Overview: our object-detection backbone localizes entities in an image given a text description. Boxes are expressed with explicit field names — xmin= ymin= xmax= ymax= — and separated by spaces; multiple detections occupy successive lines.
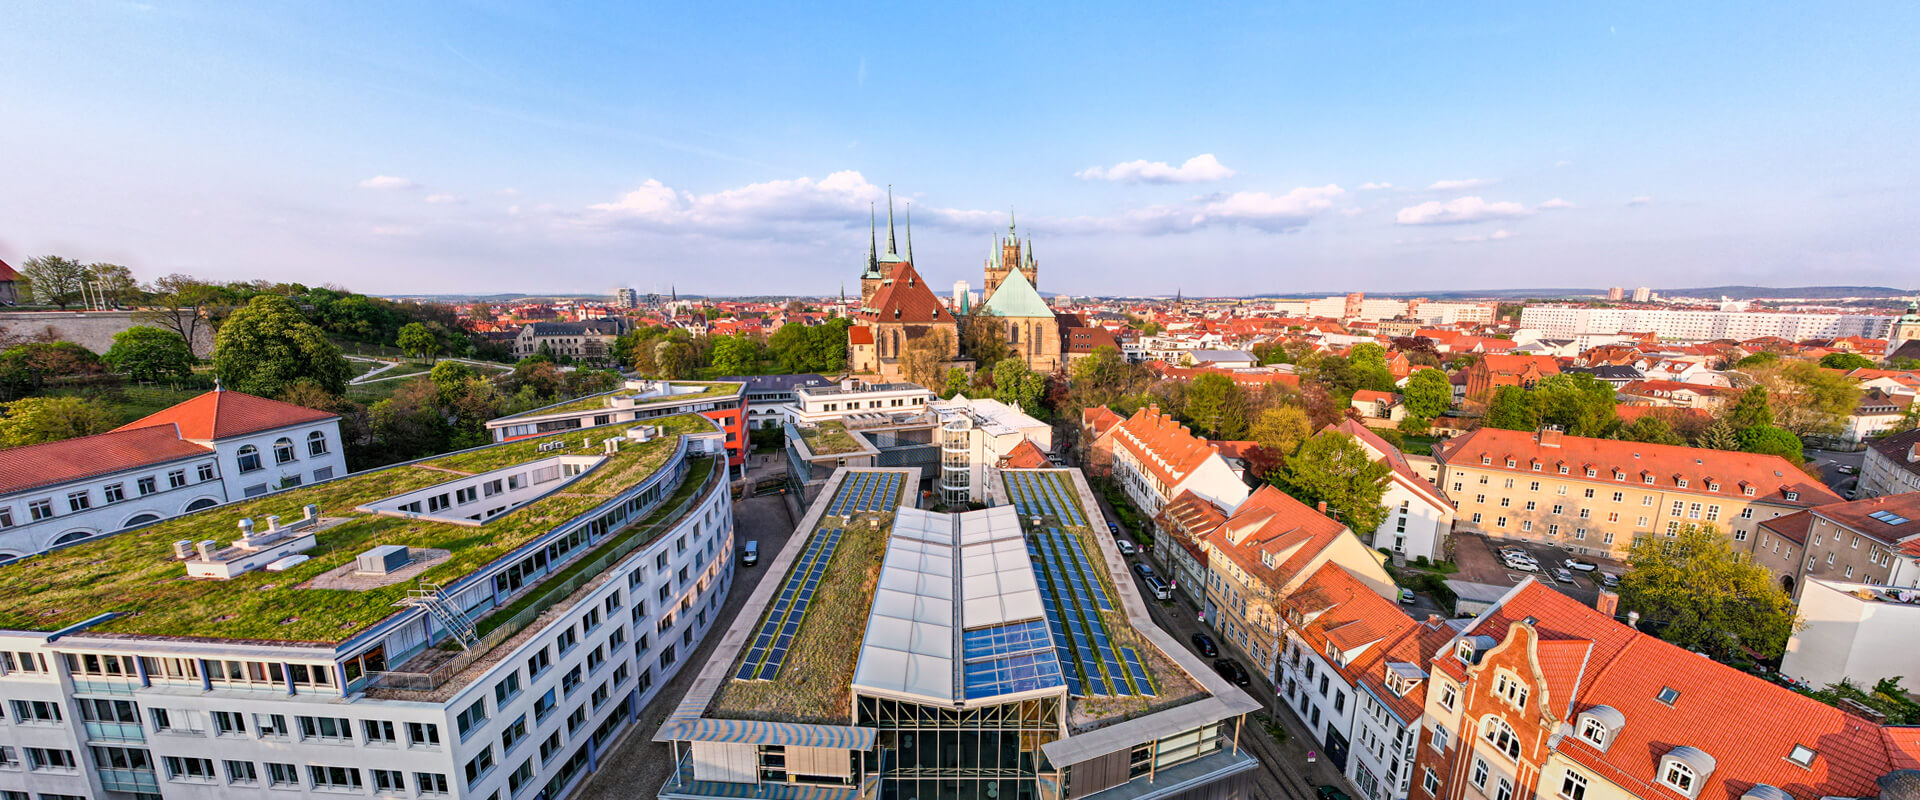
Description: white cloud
xmin=425 ymin=193 xmax=462 ymax=204
xmin=1339 ymin=207 xmax=1368 ymax=217
xmin=1359 ymin=182 xmax=1393 ymax=190
xmin=359 ymin=175 xmax=417 ymax=190
xmin=1076 ymin=154 xmax=1236 ymax=184
xmin=1427 ymin=178 xmax=1494 ymax=191
xmin=1395 ymin=196 xmax=1534 ymax=226
xmin=1627 ymin=196 xmax=1652 ymax=207
xmin=1452 ymin=229 xmax=1514 ymax=243
xmin=1537 ymin=197 xmax=1574 ymax=210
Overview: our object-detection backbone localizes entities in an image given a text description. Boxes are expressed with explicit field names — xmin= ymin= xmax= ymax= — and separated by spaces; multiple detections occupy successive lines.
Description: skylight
xmin=1787 ymin=745 xmax=1816 ymax=767
xmin=1868 ymin=510 xmax=1912 ymax=525
xmin=1656 ymin=686 xmax=1680 ymax=705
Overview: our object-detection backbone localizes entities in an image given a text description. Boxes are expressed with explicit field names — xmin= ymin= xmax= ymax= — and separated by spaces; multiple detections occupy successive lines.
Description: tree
xmin=138 ymin=274 xmax=235 ymax=352
xmin=1276 ymin=432 xmax=1391 ymax=535
xmin=1739 ymin=424 xmax=1804 ymax=462
xmin=18 ymin=256 xmax=88 ymax=308
xmin=397 ymin=322 xmax=440 ymax=363
xmin=1696 ymin=418 xmax=1741 ymax=451
xmin=1347 ymin=343 xmax=1395 ymax=392
xmin=85 ymin=263 xmax=141 ymax=307
xmin=1819 ymin=352 xmax=1875 ymax=371
xmin=1734 ymin=351 xmax=1780 ymax=369
xmin=991 ymin=358 xmax=1047 ymax=417
xmin=1725 ymin=386 xmax=1773 ymax=433
xmin=0 ymin=342 xmax=106 ymax=399
xmin=212 ymin=295 xmax=351 ymax=397
xmin=102 ymin=326 xmax=196 ymax=383
xmin=1402 ymin=368 xmax=1452 ymax=419
xmin=1747 ymin=361 xmax=1861 ymax=437
xmin=709 ymin=335 xmax=759 ymax=375
xmin=901 ymin=328 xmax=956 ymax=390
xmin=958 ymin=309 xmax=1012 ymax=367
xmin=1483 ymin=386 xmax=1540 ymax=431
xmin=367 ymin=381 xmax=452 ymax=463
xmin=1249 ymin=406 xmax=1313 ymax=458
xmin=1619 ymin=414 xmax=1684 ymax=446
xmin=1532 ymin=373 xmax=1618 ymax=437
xmin=941 ymin=368 xmax=970 ymax=399
xmin=1185 ymin=373 xmax=1249 ymax=439
xmin=429 ymin=361 xmax=479 ymax=405
xmin=1617 ymin=523 xmax=1797 ymax=661
xmin=0 ymin=396 xmax=117 ymax=447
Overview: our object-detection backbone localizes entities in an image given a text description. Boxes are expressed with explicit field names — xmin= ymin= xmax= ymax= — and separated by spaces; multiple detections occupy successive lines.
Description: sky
xmin=2 ymin=2 xmax=1917 ymax=298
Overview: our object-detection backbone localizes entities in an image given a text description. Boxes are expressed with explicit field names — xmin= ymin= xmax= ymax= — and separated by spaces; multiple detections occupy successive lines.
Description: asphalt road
xmin=1450 ymin=531 xmax=1613 ymax=606
xmin=1806 ymin=447 xmax=1866 ymax=498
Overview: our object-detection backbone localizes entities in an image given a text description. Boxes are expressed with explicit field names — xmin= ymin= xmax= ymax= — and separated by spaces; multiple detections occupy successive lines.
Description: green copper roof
xmin=980 ymin=265 xmax=1052 ymax=319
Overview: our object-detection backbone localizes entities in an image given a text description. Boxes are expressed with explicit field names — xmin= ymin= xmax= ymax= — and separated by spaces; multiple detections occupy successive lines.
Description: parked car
xmin=1599 ymin=572 xmax=1621 ymax=589
xmin=1116 ymin=539 xmax=1137 ymax=556
xmin=1133 ymin=562 xmax=1156 ymax=581
xmin=1563 ymin=558 xmax=1598 ymax=573
xmin=1552 ymin=568 xmax=1575 ymax=584
xmin=1839 ymin=465 xmax=1859 ymax=475
xmin=1212 ymin=658 xmax=1250 ymax=686
xmin=1399 ymin=588 xmax=1416 ymax=605
xmin=1143 ymin=575 xmax=1172 ymax=600
xmin=1318 ymin=786 xmax=1355 ymax=800
xmin=741 ymin=541 xmax=759 ymax=567
xmin=1505 ymin=559 xmax=1538 ymax=573
xmin=1108 ymin=522 xmax=1122 ymax=535
xmin=1191 ymin=632 xmax=1218 ymax=657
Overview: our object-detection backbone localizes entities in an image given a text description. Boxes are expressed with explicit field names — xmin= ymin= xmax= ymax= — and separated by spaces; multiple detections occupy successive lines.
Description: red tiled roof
xmin=1082 ymin=406 xmax=1124 ymax=437
xmin=1112 ymin=406 xmax=1225 ymax=488
xmin=848 ymin=325 xmax=875 ymax=345
xmin=1064 ymin=326 xmax=1120 ymax=354
xmin=1476 ymin=353 xmax=1562 ymax=377
xmin=1000 ymin=439 xmax=1050 ymax=469
xmin=115 ymin=389 xmax=338 ymax=441
xmin=1758 ymin=509 xmax=1813 ymax=546
xmin=1286 ymin=563 xmax=1450 ymax=722
xmin=1155 ymin=489 xmax=1226 ymax=563
xmin=0 ymin=258 xmax=19 ymax=282
xmin=1352 ymin=389 xmax=1397 ymax=404
xmin=0 ymin=425 xmax=212 ymax=495
xmin=861 ymin=261 xmax=952 ymax=324
xmin=1327 ymin=420 xmax=1451 ymax=509
xmin=1206 ymin=485 xmax=1349 ymax=591
xmin=1435 ymin=426 xmax=1839 ymax=506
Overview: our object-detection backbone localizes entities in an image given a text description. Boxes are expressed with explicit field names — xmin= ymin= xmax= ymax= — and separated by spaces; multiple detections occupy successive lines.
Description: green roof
xmin=797 ymin=420 xmax=864 ymax=456
xmin=0 ymin=414 xmax=716 ymax=643
xmin=980 ymin=266 xmax=1053 ymax=319
xmin=497 ymin=381 xmax=741 ymax=421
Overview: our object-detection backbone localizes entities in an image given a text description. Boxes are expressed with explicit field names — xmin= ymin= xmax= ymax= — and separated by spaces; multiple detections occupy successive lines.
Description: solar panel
xmin=737 ymin=525 xmax=847 ymax=681
xmin=1121 ymin=648 xmax=1156 ymax=697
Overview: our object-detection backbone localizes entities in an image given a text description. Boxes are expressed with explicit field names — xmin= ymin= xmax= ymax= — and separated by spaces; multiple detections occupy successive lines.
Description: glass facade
xmin=856 ymin=695 xmax=1062 ymax=800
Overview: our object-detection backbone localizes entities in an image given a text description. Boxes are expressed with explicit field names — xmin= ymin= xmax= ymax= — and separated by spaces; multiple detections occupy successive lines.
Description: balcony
xmin=98 ymin=768 xmax=160 ymax=793
xmin=83 ymin=721 xmax=146 ymax=743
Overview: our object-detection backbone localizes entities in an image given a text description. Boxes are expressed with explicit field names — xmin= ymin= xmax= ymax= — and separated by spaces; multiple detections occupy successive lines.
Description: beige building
xmin=1752 ymin=493 xmax=1920 ymax=596
xmin=1435 ymin=427 xmax=1841 ymax=558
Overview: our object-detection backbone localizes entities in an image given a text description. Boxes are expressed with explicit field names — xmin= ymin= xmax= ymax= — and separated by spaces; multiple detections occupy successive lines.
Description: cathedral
xmin=846 ymin=194 xmax=959 ymax=382
xmin=977 ymin=216 xmax=1062 ymax=373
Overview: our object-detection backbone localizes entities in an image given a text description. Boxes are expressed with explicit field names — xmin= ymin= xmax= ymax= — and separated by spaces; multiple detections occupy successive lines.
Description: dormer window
xmin=1506 ymin=459 xmax=1517 ymax=468
xmin=1482 ymin=456 xmax=1493 ymax=465
xmin=1676 ymin=479 xmax=1689 ymax=489
xmin=1643 ymin=475 xmax=1656 ymax=485
xmin=1744 ymin=486 xmax=1756 ymax=497
xmin=1559 ymin=465 xmax=1570 ymax=475
xmin=1785 ymin=491 xmax=1799 ymax=501
xmin=1575 ymin=705 xmax=1624 ymax=752
xmin=1456 ymin=640 xmax=1476 ymax=663
xmin=1663 ymin=761 xmax=1696 ymax=794
xmin=1708 ymin=482 xmax=1720 ymax=492
xmin=1579 ymin=718 xmax=1607 ymax=746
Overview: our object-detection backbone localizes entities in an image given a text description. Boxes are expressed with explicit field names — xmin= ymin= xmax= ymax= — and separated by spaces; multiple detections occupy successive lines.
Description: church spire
xmin=903 ymin=201 xmax=914 ymax=265
xmin=867 ymin=203 xmax=878 ymax=272
xmin=1008 ymin=207 xmax=1016 ymax=237
xmin=885 ymin=186 xmax=898 ymax=256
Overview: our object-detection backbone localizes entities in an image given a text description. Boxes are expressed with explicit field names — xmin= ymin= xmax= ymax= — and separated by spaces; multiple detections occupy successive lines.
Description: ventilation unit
xmin=356 ymin=545 xmax=413 ymax=576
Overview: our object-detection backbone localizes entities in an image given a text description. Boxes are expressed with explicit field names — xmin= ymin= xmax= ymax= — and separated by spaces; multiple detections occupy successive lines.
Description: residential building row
xmin=0 ymin=412 xmax=737 ymax=800
xmin=0 ymin=389 xmax=347 ymax=561
xmin=1518 ymin=305 xmax=1895 ymax=342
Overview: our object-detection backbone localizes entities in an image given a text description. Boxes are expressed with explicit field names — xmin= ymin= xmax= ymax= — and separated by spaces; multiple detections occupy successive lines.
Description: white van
xmin=741 ymin=541 xmax=759 ymax=567
xmin=1144 ymin=575 xmax=1173 ymax=601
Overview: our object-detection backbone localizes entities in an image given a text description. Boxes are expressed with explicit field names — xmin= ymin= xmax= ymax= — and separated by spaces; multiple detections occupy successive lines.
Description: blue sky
xmin=2 ymin=2 xmax=1915 ymax=297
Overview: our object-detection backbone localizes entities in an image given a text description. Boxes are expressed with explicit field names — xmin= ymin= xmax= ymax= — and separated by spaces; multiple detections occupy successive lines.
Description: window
xmin=458 ymin=699 xmax=489 ymax=739
xmin=298 ymin=716 xmax=352 ymax=742
xmin=0 ymin=508 xmax=11 ymax=529
xmin=168 ymin=469 xmax=187 ymax=488
xmin=465 ymin=746 xmax=496 ymax=787
xmin=165 ymin=756 xmax=218 ymax=781
xmin=213 ymin=710 xmax=247 ymax=736
xmin=274 ymin=438 xmax=297 ymax=464
xmin=1497 ymin=777 xmax=1514 ymax=800
xmin=257 ymin=713 xmax=290 ymax=738
xmin=1579 ymin=717 xmax=1607 ymax=746
xmin=1483 ymin=717 xmax=1521 ymax=759
xmin=1432 ymin=724 xmax=1451 ymax=751
xmin=66 ymin=491 xmax=90 ymax=512
xmin=1471 ymin=758 xmax=1489 ymax=789
xmin=1656 ymin=686 xmax=1680 ymax=705
xmin=268 ymin=763 xmax=301 ymax=787
xmin=416 ymin=773 xmax=450 ymax=796
xmin=364 ymin=719 xmax=396 ymax=744
xmin=534 ymin=689 xmax=558 ymax=722
xmin=1424 ymin=768 xmax=1441 ymax=795
xmin=27 ymin=748 xmax=76 ymax=772
xmin=12 ymin=700 xmax=62 ymax=723
xmin=1439 ymin=682 xmax=1458 ymax=710
xmin=237 ymin=445 xmax=262 ymax=473
xmin=309 ymin=765 xmax=363 ymax=791
xmin=1494 ymin=673 xmax=1529 ymax=710
xmin=103 ymin=483 xmax=125 ymax=503
xmin=501 ymin=715 xmax=529 ymax=754
xmin=226 ymin=760 xmax=259 ymax=785
xmin=308 ymin=431 xmax=330 ymax=456
xmin=495 ymin=672 xmax=522 ymax=705
xmin=1662 ymin=761 xmax=1695 ymax=794
xmin=509 ymin=760 xmax=536 ymax=796
xmin=526 ymin=647 xmax=551 ymax=678
xmin=1788 ymin=745 xmax=1816 ymax=767
xmin=1559 ymin=771 xmax=1589 ymax=798
xmin=137 ymin=476 xmax=157 ymax=496
xmin=373 ymin=769 xmax=405 ymax=794
xmin=198 ymin=462 xmax=216 ymax=481
xmin=563 ymin=665 xmax=584 ymax=696
xmin=557 ymin=627 xmax=578 ymax=654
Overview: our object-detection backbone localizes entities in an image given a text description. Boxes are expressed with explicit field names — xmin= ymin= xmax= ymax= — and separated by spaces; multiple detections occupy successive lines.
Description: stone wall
xmin=0 ymin=310 xmax=214 ymax=356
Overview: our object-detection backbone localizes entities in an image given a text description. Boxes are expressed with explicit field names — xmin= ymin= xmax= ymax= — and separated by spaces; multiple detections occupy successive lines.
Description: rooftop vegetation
xmin=797 ymin=420 xmax=864 ymax=456
xmin=709 ymin=511 xmax=889 ymax=724
xmin=496 ymin=381 xmax=740 ymax=420
xmin=0 ymin=414 xmax=714 ymax=643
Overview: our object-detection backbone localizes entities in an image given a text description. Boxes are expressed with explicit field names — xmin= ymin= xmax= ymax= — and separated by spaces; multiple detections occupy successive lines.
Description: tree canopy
xmin=1275 ymin=432 xmax=1391 ymax=536
xmin=991 ymin=358 xmax=1047 ymax=417
xmin=1617 ymin=523 xmax=1797 ymax=661
xmin=212 ymin=295 xmax=352 ymax=397
xmin=1184 ymin=373 xmax=1250 ymax=439
xmin=1818 ymin=352 xmax=1875 ymax=371
xmin=0 ymin=396 xmax=117 ymax=447
xmin=103 ymin=326 xmax=196 ymax=383
xmin=1402 ymin=368 xmax=1451 ymax=419
xmin=1483 ymin=385 xmax=1539 ymax=431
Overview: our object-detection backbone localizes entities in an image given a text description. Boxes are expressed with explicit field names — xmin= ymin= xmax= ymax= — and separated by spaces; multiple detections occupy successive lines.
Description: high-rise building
xmin=952 ymin=279 xmax=970 ymax=309
xmin=1518 ymin=305 xmax=1894 ymax=341
xmin=613 ymin=287 xmax=638 ymax=308
xmin=1631 ymin=286 xmax=1654 ymax=302
xmin=1606 ymin=287 xmax=1626 ymax=301
xmin=0 ymin=414 xmax=736 ymax=800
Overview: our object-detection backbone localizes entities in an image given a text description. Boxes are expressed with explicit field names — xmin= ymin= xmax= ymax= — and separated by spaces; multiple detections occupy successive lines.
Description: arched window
xmin=53 ymin=531 xmax=93 ymax=545
xmin=1662 ymin=761 xmax=1695 ymax=794
xmin=184 ymin=498 xmax=219 ymax=512
xmin=121 ymin=513 xmax=161 ymax=530
xmin=236 ymin=445 xmax=262 ymax=473
xmin=1482 ymin=716 xmax=1522 ymax=759
xmin=273 ymin=438 xmax=297 ymax=464
xmin=1578 ymin=717 xmax=1607 ymax=746
xmin=307 ymin=431 xmax=329 ymax=456
xmin=1009 ymin=323 xmax=1019 ymax=344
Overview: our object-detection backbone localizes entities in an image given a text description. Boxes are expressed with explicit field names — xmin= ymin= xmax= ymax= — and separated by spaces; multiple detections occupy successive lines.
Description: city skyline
xmin=2 ymin=2 xmax=1916 ymax=296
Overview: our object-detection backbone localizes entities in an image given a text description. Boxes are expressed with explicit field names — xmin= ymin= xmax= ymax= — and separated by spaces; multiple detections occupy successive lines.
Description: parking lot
xmin=1451 ymin=531 xmax=1619 ymax=607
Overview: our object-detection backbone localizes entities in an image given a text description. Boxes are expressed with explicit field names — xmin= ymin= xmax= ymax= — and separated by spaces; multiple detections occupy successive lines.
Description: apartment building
xmin=1411 ymin=582 xmax=1903 ymax=800
xmin=788 ymin=380 xmax=934 ymax=424
xmin=0 ymin=414 xmax=735 ymax=800
xmin=1327 ymin=421 xmax=1455 ymax=562
xmin=1200 ymin=486 xmax=1394 ymax=677
xmin=1782 ymin=577 xmax=1920 ymax=688
xmin=1276 ymin=563 xmax=1461 ymax=800
xmin=1519 ymin=305 xmax=1894 ymax=341
xmin=1435 ymin=427 xmax=1840 ymax=558
xmin=1752 ymin=492 xmax=1920 ymax=596
xmin=0 ymin=389 xmax=346 ymax=561
xmin=714 ymin=374 xmax=830 ymax=430
xmin=486 ymin=380 xmax=747 ymax=477
xmin=1860 ymin=428 xmax=1920 ymax=497
xmin=1109 ymin=406 xmax=1251 ymax=519
xmin=1152 ymin=490 xmax=1225 ymax=605
xmin=1462 ymin=355 xmax=1559 ymax=404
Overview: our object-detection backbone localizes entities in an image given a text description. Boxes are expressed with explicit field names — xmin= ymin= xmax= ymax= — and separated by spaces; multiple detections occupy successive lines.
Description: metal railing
xmin=365 ymin=457 xmax=722 ymax=693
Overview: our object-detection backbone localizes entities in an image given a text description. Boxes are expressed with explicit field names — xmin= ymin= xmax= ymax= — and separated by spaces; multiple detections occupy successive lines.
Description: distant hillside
xmin=1663 ymin=285 xmax=1911 ymax=300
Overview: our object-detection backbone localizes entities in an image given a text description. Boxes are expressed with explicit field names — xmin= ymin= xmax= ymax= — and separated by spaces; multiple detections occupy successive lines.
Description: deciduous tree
xmin=1618 ymin=523 xmax=1797 ymax=661
xmin=0 ymin=342 xmax=106 ymax=399
xmin=1483 ymin=385 xmax=1539 ymax=431
xmin=1275 ymin=432 xmax=1391 ymax=535
xmin=0 ymin=396 xmax=117 ymax=447
xmin=103 ymin=326 xmax=195 ymax=383
xmin=991 ymin=357 xmax=1047 ymax=417
xmin=1819 ymin=352 xmax=1875 ymax=371
xmin=1402 ymin=368 xmax=1452 ymax=419
xmin=211 ymin=295 xmax=351 ymax=396
xmin=1532 ymin=373 xmax=1617 ymax=436
xmin=1184 ymin=373 xmax=1249 ymax=439
xmin=1738 ymin=424 xmax=1804 ymax=462
xmin=1249 ymin=405 xmax=1313 ymax=458
xmin=18 ymin=256 xmax=88 ymax=309
xmin=397 ymin=322 xmax=440 ymax=363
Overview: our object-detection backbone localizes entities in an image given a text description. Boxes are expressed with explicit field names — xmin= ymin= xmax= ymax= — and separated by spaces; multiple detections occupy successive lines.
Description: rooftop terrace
xmin=0 ymin=413 xmax=715 ymax=644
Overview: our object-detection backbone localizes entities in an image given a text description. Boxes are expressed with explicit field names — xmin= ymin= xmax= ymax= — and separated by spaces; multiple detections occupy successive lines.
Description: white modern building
xmin=1782 ymin=578 xmax=1920 ymax=689
xmin=928 ymin=395 xmax=1054 ymax=506
xmin=1518 ymin=305 xmax=1894 ymax=342
xmin=1328 ymin=421 xmax=1456 ymax=562
xmin=789 ymin=380 xmax=935 ymax=424
xmin=0 ymin=389 xmax=347 ymax=561
xmin=0 ymin=413 xmax=734 ymax=800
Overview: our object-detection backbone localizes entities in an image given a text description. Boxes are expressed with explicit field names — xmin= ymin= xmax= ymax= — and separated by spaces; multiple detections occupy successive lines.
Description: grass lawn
xmin=348 ymin=359 xmax=394 ymax=379
xmin=49 ymin=385 xmax=207 ymax=426
xmin=0 ymin=415 xmax=711 ymax=643
xmin=797 ymin=420 xmax=862 ymax=455
xmin=347 ymin=375 xmax=429 ymax=404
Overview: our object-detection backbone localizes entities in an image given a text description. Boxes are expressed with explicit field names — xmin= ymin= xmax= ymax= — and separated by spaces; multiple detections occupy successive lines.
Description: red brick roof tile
xmin=116 ymin=389 xmax=338 ymax=441
xmin=1436 ymin=427 xmax=1838 ymax=506
xmin=0 ymin=426 xmax=213 ymax=495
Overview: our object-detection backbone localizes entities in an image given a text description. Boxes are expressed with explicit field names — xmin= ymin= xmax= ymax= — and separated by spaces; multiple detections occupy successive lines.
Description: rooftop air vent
xmin=356 ymin=545 xmax=412 ymax=576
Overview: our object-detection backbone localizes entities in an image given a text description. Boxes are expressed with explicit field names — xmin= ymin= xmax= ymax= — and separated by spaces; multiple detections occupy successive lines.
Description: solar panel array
xmin=1005 ymin=471 xmax=1086 ymax=527
xmin=828 ymin=471 xmax=904 ymax=516
xmin=959 ymin=619 xmax=1065 ymax=699
xmin=735 ymin=527 xmax=845 ymax=681
xmin=1026 ymin=527 xmax=1152 ymax=697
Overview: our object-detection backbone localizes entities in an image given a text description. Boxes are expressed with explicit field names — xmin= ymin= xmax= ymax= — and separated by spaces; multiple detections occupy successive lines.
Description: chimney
xmin=1595 ymin=590 xmax=1619 ymax=619
xmin=1317 ymin=500 xmax=1329 ymax=515
xmin=1626 ymin=610 xmax=1641 ymax=629
xmin=236 ymin=517 xmax=255 ymax=540
xmin=264 ymin=514 xmax=282 ymax=533
xmin=1538 ymin=426 xmax=1564 ymax=447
